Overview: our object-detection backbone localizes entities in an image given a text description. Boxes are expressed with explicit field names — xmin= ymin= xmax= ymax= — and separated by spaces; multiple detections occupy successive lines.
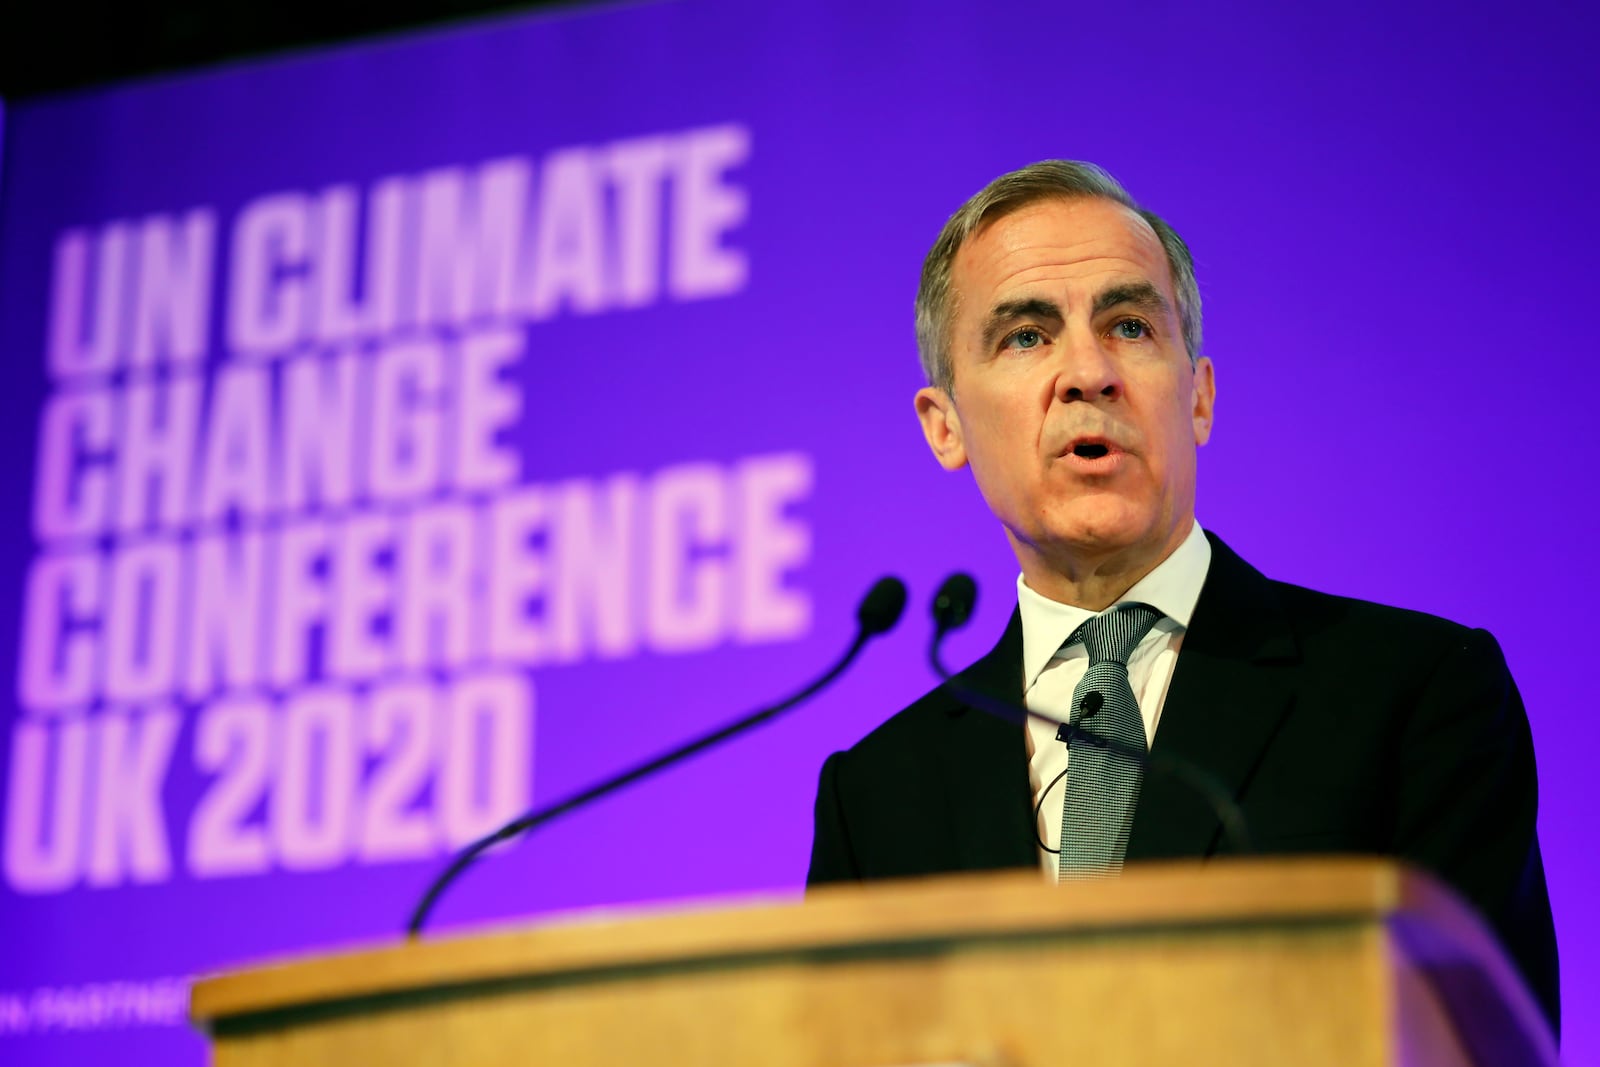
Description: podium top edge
xmin=191 ymin=857 xmax=1476 ymax=1022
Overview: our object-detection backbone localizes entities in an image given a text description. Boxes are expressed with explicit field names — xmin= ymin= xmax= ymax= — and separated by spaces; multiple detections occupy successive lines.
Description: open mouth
xmin=1072 ymin=442 xmax=1111 ymax=459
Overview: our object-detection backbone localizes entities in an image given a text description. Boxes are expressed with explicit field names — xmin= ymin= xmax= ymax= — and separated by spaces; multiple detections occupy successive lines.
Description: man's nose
xmin=1053 ymin=329 xmax=1122 ymax=403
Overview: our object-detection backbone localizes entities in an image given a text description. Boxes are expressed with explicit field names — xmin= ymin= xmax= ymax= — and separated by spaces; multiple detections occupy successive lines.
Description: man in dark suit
xmin=805 ymin=161 xmax=1559 ymax=1034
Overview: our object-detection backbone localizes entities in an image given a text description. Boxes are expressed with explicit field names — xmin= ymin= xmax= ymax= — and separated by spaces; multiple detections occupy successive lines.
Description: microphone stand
xmin=406 ymin=576 xmax=907 ymax=938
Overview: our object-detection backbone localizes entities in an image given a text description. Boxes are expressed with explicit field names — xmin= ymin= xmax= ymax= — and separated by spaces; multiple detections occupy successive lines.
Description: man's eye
xmin=1114 ymin=319 xmax=1150 ymax=340
xmin=1004 ymin=327 xmax=1046 ymax=350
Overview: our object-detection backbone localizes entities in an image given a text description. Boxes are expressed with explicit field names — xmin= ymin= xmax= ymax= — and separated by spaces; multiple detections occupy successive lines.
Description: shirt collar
xmin=1017 ymin=520 xmax=1213 ymax=691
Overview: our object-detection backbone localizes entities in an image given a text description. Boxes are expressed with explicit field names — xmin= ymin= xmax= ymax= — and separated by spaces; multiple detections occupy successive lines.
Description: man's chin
xmin=1041 ymin=503 xmax=1160 ymax=554
xmin=1027 ymin=513 xmax=1188 ymax=573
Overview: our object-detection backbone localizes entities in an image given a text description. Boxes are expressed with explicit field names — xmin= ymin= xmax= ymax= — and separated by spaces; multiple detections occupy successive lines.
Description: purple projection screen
xmin=1 ymin=1 xmax=1596 ymax=1063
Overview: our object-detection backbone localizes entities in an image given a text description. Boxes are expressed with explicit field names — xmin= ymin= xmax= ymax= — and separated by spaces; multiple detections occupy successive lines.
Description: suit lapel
xmin=936 ymin=610 xmax=1039 ymax=871
xmin=1125 ymin=534 xmax=1299 ymax=861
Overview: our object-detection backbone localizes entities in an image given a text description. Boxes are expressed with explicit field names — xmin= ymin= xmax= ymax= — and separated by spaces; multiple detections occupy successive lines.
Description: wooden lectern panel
xmin=191 ymin=858 xmax=1556 ymax=1067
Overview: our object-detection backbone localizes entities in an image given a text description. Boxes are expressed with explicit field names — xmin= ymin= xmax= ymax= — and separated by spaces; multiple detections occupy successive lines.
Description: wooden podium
xmin=190 ymin=858 xmax=1556 ymax=1066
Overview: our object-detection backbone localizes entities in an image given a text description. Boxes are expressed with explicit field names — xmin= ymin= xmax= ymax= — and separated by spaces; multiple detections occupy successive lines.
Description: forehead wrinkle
xmin=979 ymin=258 xmax=1168 ymax=324
xmin=950 ymin=201 xmax=1172 ymax=351
xmin=977 ymin=234 xmax=1168 ymax=303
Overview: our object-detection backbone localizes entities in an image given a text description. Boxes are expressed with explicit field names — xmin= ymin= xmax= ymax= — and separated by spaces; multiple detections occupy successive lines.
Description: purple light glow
xmin=0 ymin=1 xmax=1596 ymax=1063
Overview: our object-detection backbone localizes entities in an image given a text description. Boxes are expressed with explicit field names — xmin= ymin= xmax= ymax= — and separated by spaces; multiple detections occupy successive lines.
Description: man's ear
xmin=1190 ymin=356 xmax=1216 ymax=446
xmin=915 ymin=386 xmax=968 ymax=471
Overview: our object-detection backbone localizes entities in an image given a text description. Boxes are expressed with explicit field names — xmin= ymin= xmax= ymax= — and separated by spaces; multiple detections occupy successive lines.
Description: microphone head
xmin=857 ymin=576 xmax=908 ymax=636
xmin=932 ymin=572 xmax=978 ymax=634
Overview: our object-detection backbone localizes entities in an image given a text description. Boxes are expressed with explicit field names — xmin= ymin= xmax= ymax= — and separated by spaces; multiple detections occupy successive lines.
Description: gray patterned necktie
xmin=1057 ymin=602 xmax=1165 ymax=880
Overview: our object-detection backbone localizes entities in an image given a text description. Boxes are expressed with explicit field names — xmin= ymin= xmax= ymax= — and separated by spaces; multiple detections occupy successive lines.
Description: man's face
xmin=915 ymin=196 xmax=1216 ymax=593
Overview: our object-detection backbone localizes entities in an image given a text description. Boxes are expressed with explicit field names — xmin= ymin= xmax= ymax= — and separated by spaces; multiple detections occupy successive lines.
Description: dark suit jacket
xmin=807 ymin=533 xmax=1560 ymax=1034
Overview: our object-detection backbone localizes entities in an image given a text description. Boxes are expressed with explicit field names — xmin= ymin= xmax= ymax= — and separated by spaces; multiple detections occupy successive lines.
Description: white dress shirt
xmin=1019 ymin=520 xmax=1213 ymax=880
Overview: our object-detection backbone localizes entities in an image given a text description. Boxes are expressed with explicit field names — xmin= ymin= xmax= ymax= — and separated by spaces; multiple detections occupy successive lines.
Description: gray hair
xmin=914 ymin=160 xmax=1202 ymax=392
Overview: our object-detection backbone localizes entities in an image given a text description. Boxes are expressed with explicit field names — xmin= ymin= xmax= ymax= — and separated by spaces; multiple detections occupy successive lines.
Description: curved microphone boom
xmin=929 ymin=572 xmax=978 ymax=680
xmin=926 ymin=572 xmax=1253 ymax=856
xmin=406 ymin=575 xmax=909 ymax=938
xmin=929 ymin=572 xmax=1027 ymax=727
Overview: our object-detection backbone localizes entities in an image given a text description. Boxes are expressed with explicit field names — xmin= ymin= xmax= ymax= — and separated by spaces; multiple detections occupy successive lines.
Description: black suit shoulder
xmin=1269 ymin=575 xmax=1481 ymax=660
xmin=1197 ymin=567 xmax=1558 ymax=1034
xmin=842 ymin=675 xmax=969 ymax=755
xmin=807 ymin=610 xmax=1032 ymax=886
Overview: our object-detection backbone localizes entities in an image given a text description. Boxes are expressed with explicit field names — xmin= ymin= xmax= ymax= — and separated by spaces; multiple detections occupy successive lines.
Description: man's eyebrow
xmin=980 ymin=298 xmax=1063 ymax=350
xmin=1093 ymin=281 xmax=1171 ymax=318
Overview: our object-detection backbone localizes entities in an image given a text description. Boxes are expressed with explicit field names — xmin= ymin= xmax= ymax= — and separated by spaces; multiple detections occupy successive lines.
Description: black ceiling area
xmin=0 ymin=0 xmax=585 ymax=99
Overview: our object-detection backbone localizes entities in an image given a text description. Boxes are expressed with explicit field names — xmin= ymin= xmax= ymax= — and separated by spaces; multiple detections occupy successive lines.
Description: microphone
xmin=859 ymin=573 xmax=910 ymax=636
xmin=932 ymin=572 xmax=977 ymax=633
xmin=925 ymin=572 xmax=1253 ymax=856
xmin=406 ymin=575 xmax=909 ymax=938
xmin=1056 ymin=690 xmax=1105 ymax=747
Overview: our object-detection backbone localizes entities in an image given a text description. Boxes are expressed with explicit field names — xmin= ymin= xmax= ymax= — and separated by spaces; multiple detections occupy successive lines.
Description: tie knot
xmin=1065 ymin=602 xmax=1164 ymax=666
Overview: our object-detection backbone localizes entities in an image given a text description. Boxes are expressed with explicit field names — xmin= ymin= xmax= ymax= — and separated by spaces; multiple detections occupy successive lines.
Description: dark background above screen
xmin=0 ymin=1 xmax=586 ymax=98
